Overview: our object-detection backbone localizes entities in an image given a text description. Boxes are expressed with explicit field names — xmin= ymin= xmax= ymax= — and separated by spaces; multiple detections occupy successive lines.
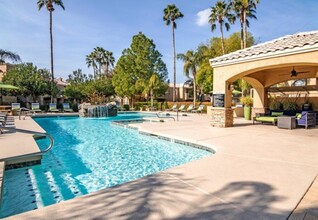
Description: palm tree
xmin=209 ymin=1 xmax=234 ymax=55
xmin=230 ymin=0 xmax=259 ymax=49
xmin=0 ymin=49 xmax=21 ymax=64
xmin=136 ymin=74 xmax=161 ymax=109
xmin=177 ymin=50 xmax=200 ymax=107
xmin=86 ymin=47 xmax=115 ymax=79
xmin=163 ymin=4 xmax=184 ymax=102
xmin=148 ymin=74 xmax=161 ymax=108
xmin=86 ymin=52 xmax=98 ymax=78
xmin=37 ymin=0 xmax=65 ymax=102
xmin=101 ymin=50 xmax=115 ymax=77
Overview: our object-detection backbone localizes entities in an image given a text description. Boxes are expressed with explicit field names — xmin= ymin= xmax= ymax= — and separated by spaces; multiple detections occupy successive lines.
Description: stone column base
xmin=211 ymin=107 xmax=234 ymax=127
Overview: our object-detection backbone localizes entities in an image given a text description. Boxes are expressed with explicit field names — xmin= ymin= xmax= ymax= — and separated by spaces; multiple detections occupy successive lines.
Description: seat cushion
xmin=271 ymin=112 xmax=284 ymax=116
xmin=255 ymin=116 xmax=278 ymax=122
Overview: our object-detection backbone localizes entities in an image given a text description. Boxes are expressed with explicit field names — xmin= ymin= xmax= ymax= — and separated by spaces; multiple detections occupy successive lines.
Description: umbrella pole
xmin=0 ymin=88 xmax=2 ymax=105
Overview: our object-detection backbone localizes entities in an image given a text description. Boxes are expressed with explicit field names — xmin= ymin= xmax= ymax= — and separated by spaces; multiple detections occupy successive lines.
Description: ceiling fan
xmin=289 ymin=66 xmax=309 ymax=77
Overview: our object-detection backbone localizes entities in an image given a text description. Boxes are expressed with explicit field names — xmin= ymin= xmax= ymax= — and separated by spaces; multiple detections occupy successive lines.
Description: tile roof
xmin=210 ymin=31 xmax=318 ymax=66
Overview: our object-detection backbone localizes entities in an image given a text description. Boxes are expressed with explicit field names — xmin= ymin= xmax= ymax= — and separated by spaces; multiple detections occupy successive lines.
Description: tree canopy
xmin=0 ymin=49 xmax=21 ymax=64
xmin=112 ymin=32 xmax=168 ymax=101
xmin=195 ymin=32 xmax=255 ymax=93
xmin=64 ymin=69 xmax=114 ymax=103
xmin=2 ymin=63 xmax=53 ymax=102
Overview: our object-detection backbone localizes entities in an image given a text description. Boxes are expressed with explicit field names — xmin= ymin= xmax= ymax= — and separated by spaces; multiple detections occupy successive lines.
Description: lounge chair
xmin=175 ymin=104 xmax=185 ymax=112
xmin=184 ymin=104 xmax=194 ymax=112
xmin=11 ymin=103 xmax=21 ymax=111
xmin=0 ymin=114 xmax=15 ymax=133
xmin=48 ymin=103 xmax=59 ymax=112
xmin=63 ymin=103 xmax=74 ymax=112
xmin=10 ymin=103 xmax=21 ymax=116
xmin=167 ymin=103 xmax=177 ymax=111
xmin=31 ymin=103 xmax=42 ymax=113
xmin=192 ymin=104 xmax=205 ymax=114
xmin=253 ymin=112 xmax=283 ymax=126
xmin=0 ymin=112 xmax=14 ymax=123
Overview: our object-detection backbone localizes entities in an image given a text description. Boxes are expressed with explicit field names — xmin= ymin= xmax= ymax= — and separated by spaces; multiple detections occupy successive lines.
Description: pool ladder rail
xmin=156 ymin=112 xmax=176 ymax=121
xmin=0 ymin=133 xmax=54 ymax=162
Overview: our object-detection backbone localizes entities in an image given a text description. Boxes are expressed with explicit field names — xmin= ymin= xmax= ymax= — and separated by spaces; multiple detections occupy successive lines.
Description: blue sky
xmin=1 ymin=0 xmax=318 ymax=83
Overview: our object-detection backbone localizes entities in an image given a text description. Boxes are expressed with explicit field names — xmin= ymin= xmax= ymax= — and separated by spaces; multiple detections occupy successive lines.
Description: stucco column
xmin=252 ymin=87 xmax=268 ymax=117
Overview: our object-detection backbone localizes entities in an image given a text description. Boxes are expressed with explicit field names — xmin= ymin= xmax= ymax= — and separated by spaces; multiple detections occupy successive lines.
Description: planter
xmin=244 ymin=106 xmax=251 ymax=120
xmin=303 ymin=103 xmax=313 ymax=111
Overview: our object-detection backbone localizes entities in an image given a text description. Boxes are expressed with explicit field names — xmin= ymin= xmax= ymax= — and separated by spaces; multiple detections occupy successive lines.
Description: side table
xmin=277 ymin=116 xmax=296 ymax=129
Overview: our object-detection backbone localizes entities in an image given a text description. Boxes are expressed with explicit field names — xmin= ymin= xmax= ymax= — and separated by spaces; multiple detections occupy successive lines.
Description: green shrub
xmin=269 ymin=99 xmax=283 ymax=110
xmin=70 ymin=103 xmax=79 ymax=112
xmin=123 ymin=104 xmax=130 ymax=111
xmin=283 ymin=101 xmax=298 ymax=111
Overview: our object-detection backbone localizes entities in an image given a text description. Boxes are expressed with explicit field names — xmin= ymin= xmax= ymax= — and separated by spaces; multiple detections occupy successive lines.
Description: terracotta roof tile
xmin=210 ymin=31 xmax=318 ymax=65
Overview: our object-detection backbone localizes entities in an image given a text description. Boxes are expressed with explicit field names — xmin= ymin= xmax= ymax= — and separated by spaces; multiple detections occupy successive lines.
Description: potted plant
xmin=303 ymin=101 xmax=313 ymax=111
xmin=240 ymin=96 xmax=253 ymax=120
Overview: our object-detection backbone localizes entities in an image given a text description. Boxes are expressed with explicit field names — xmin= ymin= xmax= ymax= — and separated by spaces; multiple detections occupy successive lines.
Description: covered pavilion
xmin=209 ymin=31 xmax=318 ymax=127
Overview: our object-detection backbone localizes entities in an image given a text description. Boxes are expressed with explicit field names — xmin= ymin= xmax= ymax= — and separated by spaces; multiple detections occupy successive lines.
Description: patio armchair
xmin=296 ymin=111 xmax=316 ymax=129
xmin=253 ymin=111 xmax=284 ymax=126
xmin=63 ymin=103 xmax=74 ymax=112
xmin=48 ymin=103 xmax=59 ymax=113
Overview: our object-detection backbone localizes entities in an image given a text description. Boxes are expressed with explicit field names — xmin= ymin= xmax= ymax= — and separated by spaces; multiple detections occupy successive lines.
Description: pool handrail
xmin=0 ymin=133 xmax=54 ymax=162
xmin=156 ymin=112 xmax=176 ymax=121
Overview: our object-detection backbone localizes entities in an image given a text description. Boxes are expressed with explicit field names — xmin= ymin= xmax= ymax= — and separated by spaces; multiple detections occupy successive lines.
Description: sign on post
xmin=213 ymin=93 xmax=225 ymax=107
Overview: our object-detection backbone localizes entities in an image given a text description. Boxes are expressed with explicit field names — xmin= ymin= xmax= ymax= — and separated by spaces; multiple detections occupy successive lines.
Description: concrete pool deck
xmin=0 ymin=116 xmax=46 ymax=166
xmin=2 ymin=113 xmax=318 ymax=219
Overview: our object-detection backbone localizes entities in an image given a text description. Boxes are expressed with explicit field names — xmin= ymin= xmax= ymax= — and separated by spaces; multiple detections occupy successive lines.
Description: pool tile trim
xmin=112 ymin=120 xmax=216 ymax=154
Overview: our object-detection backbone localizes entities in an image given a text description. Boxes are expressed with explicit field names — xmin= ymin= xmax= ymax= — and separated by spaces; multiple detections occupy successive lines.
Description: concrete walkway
xmin=3 ymin=114 xmax=318 ymax=219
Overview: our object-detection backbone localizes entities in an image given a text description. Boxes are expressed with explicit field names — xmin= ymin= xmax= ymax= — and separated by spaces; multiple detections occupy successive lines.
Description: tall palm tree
xmin=209 ymin=1 xmax=234 ymax=55
xmin=0 ymin=49 xmax=21 ymax=64
xmin=230 ymin=0 xmax=259 ymax=49
xmin=37 ymin=0 xmax=65 ymax=102
xmin=93 ymin=47 xmax=104 ymax=78
xmin=86 ymin=52 xmax=98 ymax=78
xmin=177 ymin=50 xmax=200 ymax=107
xmin=101 ymin=50 xmax=115 ymax=77
xmin=86 ymin=47 xmax=115 ymax=79
xmin=163 ymin=4 xmax=184 ymax=102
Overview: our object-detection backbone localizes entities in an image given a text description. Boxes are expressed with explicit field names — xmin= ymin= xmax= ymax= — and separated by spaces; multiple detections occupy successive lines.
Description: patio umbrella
xmin=0 ymin=82 xmax=20 ymax=105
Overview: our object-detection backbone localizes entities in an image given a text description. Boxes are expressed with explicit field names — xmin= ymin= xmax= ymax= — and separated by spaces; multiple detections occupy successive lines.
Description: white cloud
xmin=196 ymin=8 xmax=210 ymax=27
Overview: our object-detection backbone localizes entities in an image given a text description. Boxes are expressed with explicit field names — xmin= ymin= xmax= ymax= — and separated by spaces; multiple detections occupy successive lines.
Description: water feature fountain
xmin=79 ymin=103 xmax=117 ymax=117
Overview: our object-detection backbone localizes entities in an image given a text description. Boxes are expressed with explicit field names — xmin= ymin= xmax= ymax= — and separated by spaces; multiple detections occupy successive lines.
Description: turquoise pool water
xmin=0 ymin=113 xmax=212 ymax=218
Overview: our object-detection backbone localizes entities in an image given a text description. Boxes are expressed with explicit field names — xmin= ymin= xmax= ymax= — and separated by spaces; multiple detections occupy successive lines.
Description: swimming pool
xmin=0 ymin=113 xmax=213 ymax=218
